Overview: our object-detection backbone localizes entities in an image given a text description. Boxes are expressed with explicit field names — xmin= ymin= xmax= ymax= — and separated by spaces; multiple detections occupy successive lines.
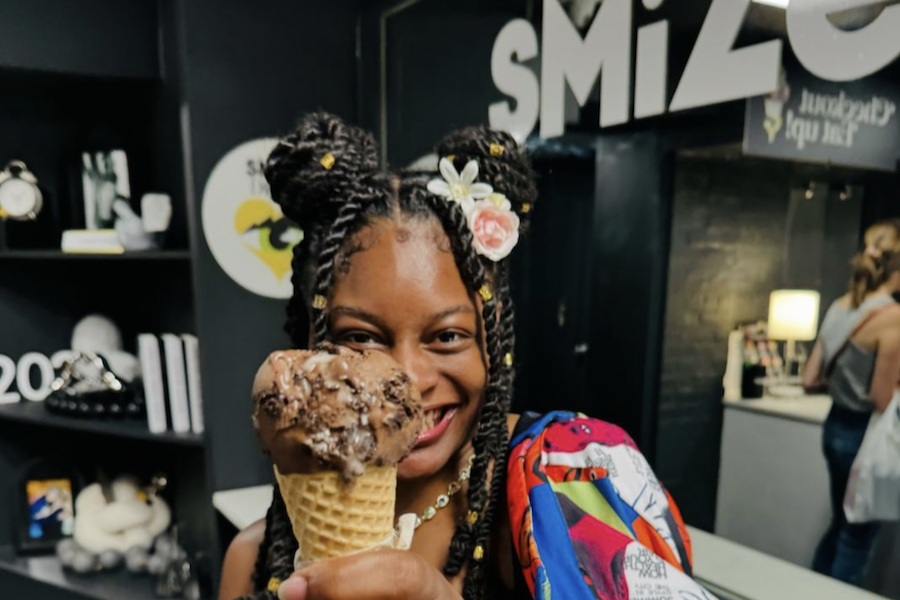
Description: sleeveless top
xmin=819 ymin=294 xmax=896 ymax=413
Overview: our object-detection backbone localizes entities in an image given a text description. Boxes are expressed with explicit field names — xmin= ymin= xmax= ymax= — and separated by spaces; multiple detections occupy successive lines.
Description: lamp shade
xmin=767 ymin=289 xmax=821 ymax=341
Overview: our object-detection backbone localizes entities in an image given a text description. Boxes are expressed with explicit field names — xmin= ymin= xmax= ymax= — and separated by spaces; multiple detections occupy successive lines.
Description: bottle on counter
xmin=741 ymin=329 xmax=766 ymax=399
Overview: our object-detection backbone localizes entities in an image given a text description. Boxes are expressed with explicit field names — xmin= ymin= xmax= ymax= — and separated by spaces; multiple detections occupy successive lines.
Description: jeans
xmin=812 ymin=404 xmax=880 ymax=585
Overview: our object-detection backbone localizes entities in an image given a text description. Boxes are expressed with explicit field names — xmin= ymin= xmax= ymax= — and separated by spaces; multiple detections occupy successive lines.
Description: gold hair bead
xmin=489 ymin=143 xmax=505 ymax=157
xmin=478 ymin=285 xmax=493 ymax=302
xmin=467 ymin=510 xmax=479 ymax=525
xmin=503 ymin=353 xmax=513 ymax=367
xmin=521 ymin=203 xmax=532 ymax=214
xmin=312 ymin=295 xmax=328 ymax=310
xmin=267 ymin=578 xmax=282 ymax=592
xmin=473 ymin=545 xmax=485 ymax=561
xmin=320 ymin=152 xmax=336 ymax=170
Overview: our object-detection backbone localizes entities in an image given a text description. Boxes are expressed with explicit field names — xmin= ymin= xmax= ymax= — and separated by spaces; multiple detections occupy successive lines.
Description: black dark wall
xmin=0 ymin=0 xmax=158 ymax=78
xmin=510 ymin=142 xmax=598 ymax=418
xmin=581 ymin=135 xmax=669 ymax=450
xmin=178 ymin=0 xmax=360 ymax=491
xmin=361 ymin=0 xmax=526 ymax=167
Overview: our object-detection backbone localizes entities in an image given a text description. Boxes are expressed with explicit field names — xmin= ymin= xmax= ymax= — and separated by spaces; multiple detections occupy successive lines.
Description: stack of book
xmin=137 ymin=333 xmax=204 ymax=435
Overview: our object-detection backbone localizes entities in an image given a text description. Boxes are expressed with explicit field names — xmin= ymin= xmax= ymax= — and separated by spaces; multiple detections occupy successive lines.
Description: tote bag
xmin=844 ymin=391 xmax=900 ymax=523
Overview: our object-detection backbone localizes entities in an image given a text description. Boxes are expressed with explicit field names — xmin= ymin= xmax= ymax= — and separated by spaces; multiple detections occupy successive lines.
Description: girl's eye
xmin=338 ymin=331 xmax=380 ymax=345
xmin=433 ymin=330 xmax=470 ymax=347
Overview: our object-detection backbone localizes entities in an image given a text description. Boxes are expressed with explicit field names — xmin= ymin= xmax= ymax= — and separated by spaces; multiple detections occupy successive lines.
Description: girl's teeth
xmin=424 ymin=409 xmax=440 ymax=429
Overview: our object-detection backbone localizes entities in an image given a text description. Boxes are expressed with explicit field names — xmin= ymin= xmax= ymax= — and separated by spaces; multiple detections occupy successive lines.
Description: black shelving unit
xmin=0 ymin=545 xmax=161 ymax=600
xmin=1 ymin=1 xmax=365 ymax=598
xmin=0 ymin=250 xmax=192 ymax=261
xmin=0 ymin=402 xmax=204 ymax=447
xmin=0 ymin=2 xmax=216 ymax=600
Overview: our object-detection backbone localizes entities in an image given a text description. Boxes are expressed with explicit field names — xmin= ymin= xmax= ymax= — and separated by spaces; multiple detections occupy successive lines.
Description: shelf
xmin=0 ymin=545 xmax=163 ymax=600
xmin=0 ymin=250 xmax=191 ymax=261
xmin=0 ymin=402 xmax=204 ymax=447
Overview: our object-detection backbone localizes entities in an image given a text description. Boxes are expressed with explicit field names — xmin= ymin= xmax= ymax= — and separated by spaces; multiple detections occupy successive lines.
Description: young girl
xmin=220 ymin=114 xmax=708 ymax=600
xmin=805 ymin=219 xmax=900 ymax=585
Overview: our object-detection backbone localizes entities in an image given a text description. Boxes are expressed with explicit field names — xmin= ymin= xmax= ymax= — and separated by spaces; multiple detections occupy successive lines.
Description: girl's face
xmin=327 ymin=217 xmax=487 ymax=480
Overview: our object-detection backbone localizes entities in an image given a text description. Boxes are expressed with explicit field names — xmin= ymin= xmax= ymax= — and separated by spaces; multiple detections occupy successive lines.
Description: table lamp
xmin=767 ymin=289 xmax=820 ymax=378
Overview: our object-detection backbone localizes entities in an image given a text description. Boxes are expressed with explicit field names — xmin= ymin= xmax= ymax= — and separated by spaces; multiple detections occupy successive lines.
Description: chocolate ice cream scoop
xmin=252 ymin=344 xmax=424 ymax=480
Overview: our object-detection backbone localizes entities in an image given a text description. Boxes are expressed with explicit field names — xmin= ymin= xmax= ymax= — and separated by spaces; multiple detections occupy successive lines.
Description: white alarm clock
xmin=0 ymin=161 xmax=42 ymax=221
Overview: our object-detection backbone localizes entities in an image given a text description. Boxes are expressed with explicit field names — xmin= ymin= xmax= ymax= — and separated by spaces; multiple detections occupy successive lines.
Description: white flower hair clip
xmin=427 ymin=157 xmax=520 ymax=262
xmin=427 ymin=157 xmax=493 ymax=214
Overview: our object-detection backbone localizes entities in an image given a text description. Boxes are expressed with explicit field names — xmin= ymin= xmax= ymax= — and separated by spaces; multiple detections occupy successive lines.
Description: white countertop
xmin=723 ymin=393 xmax=832 ymax=425
xmin=213 ymin=486 xmax=879 ymax=600
xmin=688 ymin=526 xmax=884 ymax=600
xmin=213 ymin=485 xmax=273 ymax=530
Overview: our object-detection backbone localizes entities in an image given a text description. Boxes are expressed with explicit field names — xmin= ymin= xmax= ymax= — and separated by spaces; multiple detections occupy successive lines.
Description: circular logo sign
xmin=202 ymin=138 xmax=303 ymax=299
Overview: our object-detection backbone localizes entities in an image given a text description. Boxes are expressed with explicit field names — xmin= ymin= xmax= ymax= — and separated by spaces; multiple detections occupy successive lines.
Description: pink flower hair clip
xmin=427 ymin=158 xmax=520 ymax=262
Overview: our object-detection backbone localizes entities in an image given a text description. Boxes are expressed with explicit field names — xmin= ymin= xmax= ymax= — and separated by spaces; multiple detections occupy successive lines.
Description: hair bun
xmin=435 ymin=126 xmax=537 ymax=228
xmin=265 ymin=112 xmax=381 ymax=226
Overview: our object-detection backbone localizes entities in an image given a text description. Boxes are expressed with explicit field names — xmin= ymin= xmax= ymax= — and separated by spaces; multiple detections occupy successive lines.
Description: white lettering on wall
xmin=634 ymin=19 xmax=669 ymax=119
xmin=787 ymin=0 xmax=900 ymax=82
xmin=489 ymin=0 xmax=900 ymax=139
xmin=669 ymin=0 xmax=781 ymax=111
xmin=488 ymin=19 xmax=540 ymax=142
xmin=540 ymin=0 xmax=632 ymax=138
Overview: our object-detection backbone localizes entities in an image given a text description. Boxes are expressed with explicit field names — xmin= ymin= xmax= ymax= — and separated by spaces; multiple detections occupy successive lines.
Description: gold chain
xmin=413 ymin=454 xmax=475 ymax=529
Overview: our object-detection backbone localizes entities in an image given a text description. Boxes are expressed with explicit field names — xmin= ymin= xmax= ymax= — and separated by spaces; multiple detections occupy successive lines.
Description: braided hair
xmin=848 ymin=219 xmax=900 ymax=308
xmin=242 ymin=112 xmax=536 ymax=600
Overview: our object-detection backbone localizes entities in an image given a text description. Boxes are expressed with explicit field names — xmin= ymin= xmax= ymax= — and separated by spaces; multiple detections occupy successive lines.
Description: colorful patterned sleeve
xmin=507 ymin=411 xmax=715 ymax=600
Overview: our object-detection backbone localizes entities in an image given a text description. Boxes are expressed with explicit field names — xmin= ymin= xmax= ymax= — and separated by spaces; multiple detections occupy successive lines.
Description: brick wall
xmin=658 ymin=154 xmax=792 ymax=529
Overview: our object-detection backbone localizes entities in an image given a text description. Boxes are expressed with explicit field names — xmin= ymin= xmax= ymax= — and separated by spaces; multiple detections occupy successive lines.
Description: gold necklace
xmin=413 ymin=454 xmax=475 ymax=529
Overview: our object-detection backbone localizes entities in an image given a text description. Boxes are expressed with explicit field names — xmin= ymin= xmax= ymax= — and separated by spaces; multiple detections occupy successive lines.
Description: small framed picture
xmin=81 ymin=150 xmax=131 ymax=230
xmin=15 ymin=459 xmax=81 ymax=553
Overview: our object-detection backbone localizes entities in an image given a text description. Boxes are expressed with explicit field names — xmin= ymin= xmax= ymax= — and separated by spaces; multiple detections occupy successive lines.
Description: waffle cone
xmin=274 ymin=464 xmax=397 ymax=564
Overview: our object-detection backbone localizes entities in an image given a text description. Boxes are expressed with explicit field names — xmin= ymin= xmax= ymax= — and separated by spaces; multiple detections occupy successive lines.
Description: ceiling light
xmin=754 ymin=0 xmax=790 ymax=8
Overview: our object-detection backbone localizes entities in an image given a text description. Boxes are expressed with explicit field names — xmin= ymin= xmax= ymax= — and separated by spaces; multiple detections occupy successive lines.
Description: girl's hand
xmin=277 ymin=549 xmax=462 ymax=600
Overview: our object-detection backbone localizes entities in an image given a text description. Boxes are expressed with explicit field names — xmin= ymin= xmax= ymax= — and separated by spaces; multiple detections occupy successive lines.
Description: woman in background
xmin=804 ymin=218 xmax=900 ymax=585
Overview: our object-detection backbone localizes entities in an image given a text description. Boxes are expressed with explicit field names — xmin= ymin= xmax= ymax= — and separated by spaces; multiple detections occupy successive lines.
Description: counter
xmin=722 ymin=393 xmax=832 ymax=425
xmin=689 ymin=526 xmax=884 ymax=600
xmin=717 ymin=394 xmax=899 ymax=597
xmin=716 ymin=394 xmax=833 ymax=568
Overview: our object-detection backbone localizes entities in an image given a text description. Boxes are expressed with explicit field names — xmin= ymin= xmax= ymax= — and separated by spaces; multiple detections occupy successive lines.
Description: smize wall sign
xmin=489 ymin=0 xmax=900 ymax=140
xmin=202 ymin=138 xmax=303 ymax=299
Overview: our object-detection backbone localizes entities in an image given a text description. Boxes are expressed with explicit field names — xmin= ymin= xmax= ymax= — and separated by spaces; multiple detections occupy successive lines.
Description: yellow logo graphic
xmin=203 ymin=138 xmax=295 ymax=298
xmin=234 ymin=199 xmax=303 ymax=281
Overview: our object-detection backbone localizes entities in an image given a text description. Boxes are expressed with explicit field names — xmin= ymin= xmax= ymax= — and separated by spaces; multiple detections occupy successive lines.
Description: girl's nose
xmin=390 ymin=342 xmax=439 ymax=400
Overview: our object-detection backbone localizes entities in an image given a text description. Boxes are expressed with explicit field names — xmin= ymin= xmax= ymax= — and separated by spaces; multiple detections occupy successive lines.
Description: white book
xmin=61 ymin=229 xmax=124 ymax=254
xmin=181 ymin=334 xmax=205 ymax=434
xmin=137 ymin=334 xmax=168 ymax=434
xmin=161 ymin=334 xmax=191 ymax=434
